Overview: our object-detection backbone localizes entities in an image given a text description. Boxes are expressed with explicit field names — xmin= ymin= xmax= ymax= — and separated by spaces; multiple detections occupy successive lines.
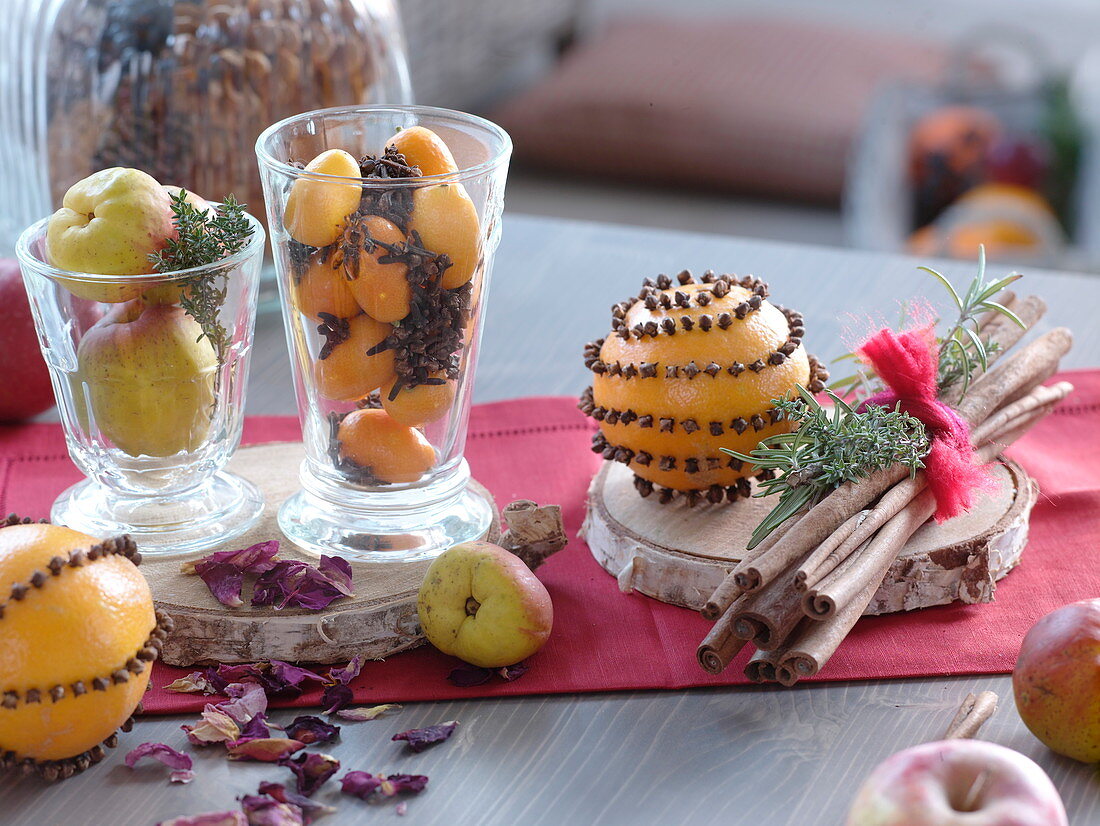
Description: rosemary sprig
xmin=148 ymin=191 xmax=254 ymax=362
xmin=923 ymin=247 xmax=1024 ymax=397
xmin=723 ymin=386 xmax=931 ymax=549
xmin=829 ymin=247 xmax=1025 ymax=404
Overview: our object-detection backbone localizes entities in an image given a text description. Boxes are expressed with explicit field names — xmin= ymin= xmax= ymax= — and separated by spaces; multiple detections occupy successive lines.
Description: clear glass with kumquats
xmin=256 ymin=105 xmax=511 ymax=561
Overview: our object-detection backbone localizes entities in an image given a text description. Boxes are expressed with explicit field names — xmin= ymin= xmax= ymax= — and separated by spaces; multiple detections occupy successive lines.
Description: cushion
xmin=493 ymin=17 xmax=953 ymax=204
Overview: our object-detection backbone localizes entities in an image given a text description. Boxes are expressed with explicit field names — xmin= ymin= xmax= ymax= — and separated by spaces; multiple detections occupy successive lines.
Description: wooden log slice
xmin=582 ymin=459 xmax=1037 ymax=615
xmin=144 ymin=442 xmax=499 ymax=667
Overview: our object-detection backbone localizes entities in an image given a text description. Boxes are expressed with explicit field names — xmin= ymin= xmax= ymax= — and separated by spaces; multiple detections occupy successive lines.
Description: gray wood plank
xmin=4 ymin=214 xmax=1098 ymax=825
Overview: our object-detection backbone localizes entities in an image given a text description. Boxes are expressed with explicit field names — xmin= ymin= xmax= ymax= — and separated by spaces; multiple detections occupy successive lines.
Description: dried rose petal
xmin=184 ymin=706 xmax=241 ymax=745
xmin=157 ymin=813 xmax=247 ymax=826
xmin=219 ymin=682 xmax=269 ymax=725
xmin=395 ymin=802 xmax=407 ymax=816
xmin=326 ymin=656 xmax=362 ymax=686
xmin=165 ymin=672 xmax=216 ymax=694
xmin=186 ymin=541 xmax=281 ymax=608
xmin=498 ymin=662 xmax=529 ymax=681
xmin=284 ymin=716 xmax=340 ymax=745
xmin=227 ymin=738 xmax=306 ymax=762
xmin=232 ymin=713 xmax=272 ymax=744
xmin=252 ymin=557 xmax=354 ymax=611
xmin=319 ymin=685 xmax=353 ymax=716
xmin=279 ymin=752 xmax=341 ymax=797
xmin=339 ymin=771 xmax=382 ymax=800
xmin=340 ymin=771 xmax=428 ymax=801
xmin=239 ymin=795 xmax=304 ymax=826
xmin=392 ymin=721 xmax=458 ymax=753
xmin=378 ymin=774 xmax=428 ymax=797
xmin=257 ymin=782 xmax=337 ymax=825
xmin=335 ymin=704 xmax=401 ymax=722
xmin=448 ymin=663 xmax=492 ymax=687
xmin=269 ymin=661 xmax=327 ymax=689
xmin=124 ymin=742 xmax=194 ymax=783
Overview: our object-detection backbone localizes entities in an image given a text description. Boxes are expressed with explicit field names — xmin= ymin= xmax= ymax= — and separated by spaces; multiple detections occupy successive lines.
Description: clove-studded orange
xmin=579 ymin=271 xmax=827 ymax=504
xmin=0 ymin=518 xmax=171 ymax=781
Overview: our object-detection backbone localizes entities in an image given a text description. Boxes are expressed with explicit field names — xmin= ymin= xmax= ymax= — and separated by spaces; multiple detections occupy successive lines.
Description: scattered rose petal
xmin=326 ymin=656 xmax=362 ymax=686
xmin=227 ymin=738 xmax=306 ymax=762
xmin=166 ymin=672 xmax=216 ymax=694
xmin=252 ymin=557 xmax=354 ymax=611
xmin=231 ymin=713 xmax=272 ymax=745
xmin=340 ymin=771 xmax=381 ymax=800
xmin=335 ymin=704 xmax=401 ymax=722
xmin=279 ymin=752 xmax=341 ymax=797
xmin=269 ymin=661 xmax=327 ymax=690
xmin=158 ymin=813 xmax=247 ymax=826
xmin=448 ymin=663 xmax=492 ymax=687
xmin=124 ymin=742 xmax=194 ymax=783
xmin=320 ymin=686 xmax=353 ymax=716
xmin=257 ymin=782 xmax=337 ymax=824
xmin=185 ymin=541 xmax=281 ymax=608
xmin=284 ymin=716 xmax=340 ymax=745
xmin=498 ymin=662 xmax=529 ymax=681
xmin=184 ymin=706 xmax=241 ymax=746
xmin=340 ymin=772 xmax=428 ymax=801
xmin=239 ymin=795 xmax=304 ymax=826
xmin=219 ymin=682 xmax=269 ymax=726
xmin=378 ymin=774 xmax=429 ymax=797
xmin=396 ymin=802 xmax=407 ymax=816
xmin=392 ymin=721 xmax=458 ymax=753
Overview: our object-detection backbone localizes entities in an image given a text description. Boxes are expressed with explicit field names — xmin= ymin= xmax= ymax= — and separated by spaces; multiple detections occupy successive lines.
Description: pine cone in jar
xmin=579 ymin=272 xmax=828 ymax=505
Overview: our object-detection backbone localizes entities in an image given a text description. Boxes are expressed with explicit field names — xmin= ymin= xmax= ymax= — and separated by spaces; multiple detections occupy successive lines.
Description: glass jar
xmin=0 ymin=0 xmax=411 ymax=255
xmin=256 ymin=104 xmax=511 ymax=561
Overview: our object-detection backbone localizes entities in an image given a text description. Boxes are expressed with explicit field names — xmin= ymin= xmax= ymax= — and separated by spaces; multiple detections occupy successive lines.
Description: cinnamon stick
xmin=744 ymin=648 xmax=783 ymax=683
xmin=696 ymin=592 xmax=751 ymax=674
xmin=970 ymin=381 xmax=1074 ymax=445
xmin=727 ymin=563 xmax=807 ymax=650
xmin=702 ymin=514 xmax=798 ymax=620
xmin=944 ymin=691 xmax=999 ymax=739
xmin=956 ymin=327 xmax=1072 ymax=426
xmin=794 ymin=510 xmax=868 ymax=590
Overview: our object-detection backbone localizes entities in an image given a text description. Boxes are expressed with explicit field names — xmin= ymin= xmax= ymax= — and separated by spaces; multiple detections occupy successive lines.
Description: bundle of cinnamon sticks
xmin=697 ymin=293 xmax=1072 ymax=685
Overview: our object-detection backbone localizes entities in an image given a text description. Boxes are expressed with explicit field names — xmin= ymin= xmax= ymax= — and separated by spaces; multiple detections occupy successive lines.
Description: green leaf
xmin=919 ymin=265 xmax=963 ymax=311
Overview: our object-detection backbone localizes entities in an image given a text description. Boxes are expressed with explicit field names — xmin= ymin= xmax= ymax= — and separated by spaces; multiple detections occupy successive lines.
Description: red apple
xmin=1013 ymin=598 xmax=1100 ymax=763
xmin=0 ymin=258 xmax=55 ymax=421
xmin=845 ymin=740 xmax=1067 ymax=825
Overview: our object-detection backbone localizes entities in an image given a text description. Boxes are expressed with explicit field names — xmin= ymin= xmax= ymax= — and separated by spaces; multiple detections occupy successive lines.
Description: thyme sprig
xmin=723 ymin=387 xmax=931 ymax=549
xmin=148 ymin=191 xmax=254 ymax=362
xmin=830 ymin=247 xmax=1025 ymax=403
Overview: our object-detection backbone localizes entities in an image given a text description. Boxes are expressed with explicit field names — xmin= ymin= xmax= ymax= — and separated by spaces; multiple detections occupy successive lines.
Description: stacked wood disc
xmin=579 ymin=270 xmax=827 ymax=505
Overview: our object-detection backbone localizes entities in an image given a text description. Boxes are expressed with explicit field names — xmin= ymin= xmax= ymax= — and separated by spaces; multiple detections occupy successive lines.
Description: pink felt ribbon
xmin=858 ymin=324 xmax=987 ymax=522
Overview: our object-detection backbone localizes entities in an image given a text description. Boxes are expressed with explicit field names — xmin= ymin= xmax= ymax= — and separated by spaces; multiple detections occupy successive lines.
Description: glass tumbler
xmin=256 ymin=105 xmax=511 ymax=561
xmin=16 ymin=211 xmax=266 ymax=554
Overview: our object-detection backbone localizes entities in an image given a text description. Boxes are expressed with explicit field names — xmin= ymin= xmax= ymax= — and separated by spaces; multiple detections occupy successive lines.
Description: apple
xmin=142 ymin=186 xmax=212 ymax=306
xmin=417 ymin=540 xmax=553 ymax=668
xmin=75 ymin=299 xmax=217 ymax=457
xmin=46 ymin=167 xmax=176 ymax=302
xmin=1013 ymin=598 xmax=1100 ymax=763
xmin=845 ymin=739 xmax=1067 ymax=825
xmin=0 ymin=258 xmax=55 ymax=420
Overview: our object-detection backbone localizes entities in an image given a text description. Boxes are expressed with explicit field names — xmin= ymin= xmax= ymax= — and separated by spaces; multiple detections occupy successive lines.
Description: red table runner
xmin=2 ymin=372 xmax=1098 ymax=715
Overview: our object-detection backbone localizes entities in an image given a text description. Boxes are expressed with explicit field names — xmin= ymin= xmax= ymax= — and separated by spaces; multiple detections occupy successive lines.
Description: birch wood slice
xmin=143 ymin=442 xmax=499 ymax=667
xmin=581 ymin=459 xmax=1037 ymax=615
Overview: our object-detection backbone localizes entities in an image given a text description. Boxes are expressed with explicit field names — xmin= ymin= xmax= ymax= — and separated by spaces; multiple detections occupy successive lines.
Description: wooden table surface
xmin=3 ymin=214 xmax=1098 ymax=825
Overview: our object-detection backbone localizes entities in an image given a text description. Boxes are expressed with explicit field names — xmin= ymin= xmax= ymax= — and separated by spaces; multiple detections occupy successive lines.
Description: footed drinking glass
xmin=16 ymin=212 xmax=266 ymax=554
xmin=256 ymin=105 xmax=511 ymax=561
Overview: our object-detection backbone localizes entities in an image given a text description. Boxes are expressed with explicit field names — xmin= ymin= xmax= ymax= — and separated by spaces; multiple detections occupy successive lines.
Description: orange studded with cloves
xmin=0 ymin=519 xmax=171 ymax=780
xmin=579 ymin=271 xmax=827 ymax=505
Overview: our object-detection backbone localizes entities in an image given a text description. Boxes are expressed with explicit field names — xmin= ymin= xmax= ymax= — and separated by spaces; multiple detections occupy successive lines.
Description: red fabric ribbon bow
xmin=858 ymin=324 xmax=987 ymax=522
